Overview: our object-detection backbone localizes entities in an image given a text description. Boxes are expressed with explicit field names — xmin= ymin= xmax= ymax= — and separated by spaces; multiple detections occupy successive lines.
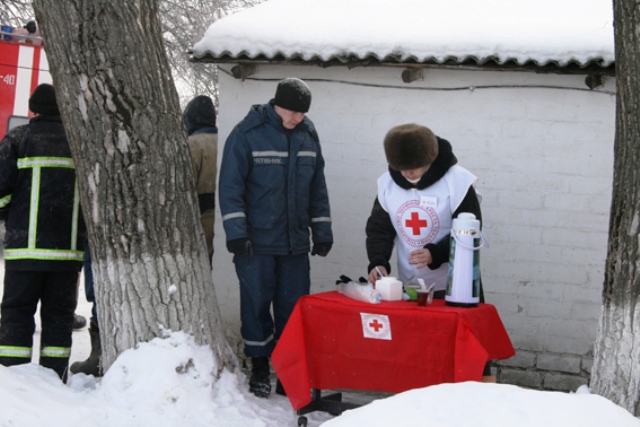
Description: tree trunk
xmin=32 ymin=0 xmax=236 ymax=374
xmin=591 ymin=0 xmax=640 ymax=416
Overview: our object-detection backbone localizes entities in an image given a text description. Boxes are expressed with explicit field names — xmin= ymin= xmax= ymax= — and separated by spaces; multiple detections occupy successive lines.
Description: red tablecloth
xmin=272 ymin=291 xmax=515 ymax=410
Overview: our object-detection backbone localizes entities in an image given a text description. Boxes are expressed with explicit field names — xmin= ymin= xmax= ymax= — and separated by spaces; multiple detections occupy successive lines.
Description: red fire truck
xmin=0 ymin=29 xmax=51 ymax=137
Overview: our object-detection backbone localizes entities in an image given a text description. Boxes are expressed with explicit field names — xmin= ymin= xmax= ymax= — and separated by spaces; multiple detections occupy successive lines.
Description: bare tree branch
xmin=3 ymin=0 xmax=264 ymax=108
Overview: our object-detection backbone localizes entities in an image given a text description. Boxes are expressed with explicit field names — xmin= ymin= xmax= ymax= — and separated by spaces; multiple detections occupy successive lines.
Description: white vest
xmin=377 ymin=165 xmax=477 ymax=291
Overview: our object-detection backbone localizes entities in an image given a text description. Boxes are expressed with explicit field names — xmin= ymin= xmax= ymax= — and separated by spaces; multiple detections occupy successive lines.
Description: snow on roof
xmin=192 ymin=0 xmax=614 ymax=70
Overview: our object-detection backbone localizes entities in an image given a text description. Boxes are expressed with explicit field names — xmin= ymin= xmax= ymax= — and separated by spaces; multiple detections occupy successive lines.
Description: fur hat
xmin=29 ymin=83 xmax=59 ymax=116
xmin=383 ymin=124 xmax=438 ymax=170
xmin=273 ymin=78 xmax=311 ymax=113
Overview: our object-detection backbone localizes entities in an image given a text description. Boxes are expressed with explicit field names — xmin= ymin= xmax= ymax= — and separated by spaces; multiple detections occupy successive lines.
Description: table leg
xmin=295 ymin=389 xmax=360 ymax=417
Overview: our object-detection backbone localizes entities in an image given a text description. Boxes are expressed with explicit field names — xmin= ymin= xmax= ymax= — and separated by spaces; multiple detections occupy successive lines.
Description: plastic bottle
xmin=337 ymin=281 xmax=382 ymax=304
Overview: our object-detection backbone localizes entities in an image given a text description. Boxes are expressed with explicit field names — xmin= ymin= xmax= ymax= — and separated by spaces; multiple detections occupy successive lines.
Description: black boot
xmin=73 ymin=314 xmax=87 ymax=330
xmin=70 ymin=322 xmax=102 ymax=376
xmin=249 ymin=357 xmax=271 ymax=398
xmin=41 ymin=357 xmax=70 ymax=383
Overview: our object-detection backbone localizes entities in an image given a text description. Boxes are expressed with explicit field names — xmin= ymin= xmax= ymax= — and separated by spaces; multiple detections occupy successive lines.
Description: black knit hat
xmin=384 ymin=124 xmax=439 ymax=170
xmin=273 ymin=78 xmax=311 ymax=113
xmin=25 ymin=21 xmax=37 ymax=34
xmin=29 ymin=83 xmax=59 ymax=116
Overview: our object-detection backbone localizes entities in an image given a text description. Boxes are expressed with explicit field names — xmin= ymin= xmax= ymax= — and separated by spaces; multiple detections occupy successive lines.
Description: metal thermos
xmin=445 ymin=212 xmax=482 ymax=307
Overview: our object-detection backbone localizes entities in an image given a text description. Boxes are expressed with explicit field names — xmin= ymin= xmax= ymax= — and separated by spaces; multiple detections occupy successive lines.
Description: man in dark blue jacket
xmin=0 ymin=84 xmax=85 ymax=381
xmin=219 ymin=78 xmax=333 ymax=398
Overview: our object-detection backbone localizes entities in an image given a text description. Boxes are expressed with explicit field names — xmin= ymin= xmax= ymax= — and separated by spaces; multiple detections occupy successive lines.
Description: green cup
xmin=405 ymin=286 xmax=419 ymax=301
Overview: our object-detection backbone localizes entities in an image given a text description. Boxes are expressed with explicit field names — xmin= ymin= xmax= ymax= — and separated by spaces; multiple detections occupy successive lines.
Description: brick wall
xmin=212 ymin=64 xmax=615 ymax=391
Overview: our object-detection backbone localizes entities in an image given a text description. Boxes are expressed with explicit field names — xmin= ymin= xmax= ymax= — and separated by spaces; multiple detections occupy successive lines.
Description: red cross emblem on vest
xmin=405 ymin=211 xmax=427 ymax=235
xmin=395 ymin=201 xmax=440 ymax=246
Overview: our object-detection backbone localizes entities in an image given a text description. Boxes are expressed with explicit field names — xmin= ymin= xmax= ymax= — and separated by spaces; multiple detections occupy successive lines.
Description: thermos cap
xmin=452 ymin=212 xmax=480 ymax=234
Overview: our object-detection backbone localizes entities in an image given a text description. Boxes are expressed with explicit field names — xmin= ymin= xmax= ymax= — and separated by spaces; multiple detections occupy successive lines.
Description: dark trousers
xmin=0 ymin=270 xmax=79 ymax=379
xmin=83 ymin=241 xmax=97 ymax=325
xmin=234 ymin=253 xmax=310 ymax=358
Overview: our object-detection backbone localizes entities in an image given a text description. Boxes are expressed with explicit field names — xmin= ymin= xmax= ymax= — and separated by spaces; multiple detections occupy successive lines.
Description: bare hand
xmin=408 ymin=248 xmax=432 ymax=269
xmin=368 ymin=265 xmax=388 ymax=285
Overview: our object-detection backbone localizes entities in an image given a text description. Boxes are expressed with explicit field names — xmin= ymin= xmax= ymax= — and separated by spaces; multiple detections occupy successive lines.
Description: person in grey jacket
xmin=183 ymin=95 xmax=218 ymax=264
xmin=219 ymin=78 xmax=333 ymax=398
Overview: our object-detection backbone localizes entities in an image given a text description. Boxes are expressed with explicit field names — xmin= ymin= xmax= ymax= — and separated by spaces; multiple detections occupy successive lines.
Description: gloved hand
xmin=311 ymin=242 xmax=332 ymax=257
xmin=226 ymin=238 xmax=253 ymax=256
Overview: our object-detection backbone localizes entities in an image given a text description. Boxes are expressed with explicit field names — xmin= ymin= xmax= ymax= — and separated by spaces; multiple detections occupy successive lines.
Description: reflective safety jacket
xmin=219 ymin=102 xmax=333 ymax=255
xmin=0 ymin=115 xmax=85 ymax=271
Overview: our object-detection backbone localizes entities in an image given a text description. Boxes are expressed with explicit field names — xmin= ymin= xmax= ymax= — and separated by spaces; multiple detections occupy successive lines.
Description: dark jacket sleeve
xmin=425 ymin=185 xmax=482 ymax=269
xmin=218 ymin=126 xmax=251 ymax=242
xmin=0 ymin=129 xmax=21 ymax=219
xmin=308 ymin=130 xmax=333 ymax=245
xmin=365 ymin=197 xmax=396 ymax=274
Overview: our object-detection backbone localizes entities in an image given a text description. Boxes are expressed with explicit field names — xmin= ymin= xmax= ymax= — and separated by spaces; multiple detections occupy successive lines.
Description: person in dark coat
xmin=219 ymin=78 xmax=333 ymax=398
xmin=0 ymin=83 xmax=85 ymax=381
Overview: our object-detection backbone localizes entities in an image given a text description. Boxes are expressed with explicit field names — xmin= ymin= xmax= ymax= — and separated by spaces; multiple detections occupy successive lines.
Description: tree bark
xmin=32 ymin=0 xmax=236 ymax=374
xmin=591 ymin=0 xmax=640 ymax=416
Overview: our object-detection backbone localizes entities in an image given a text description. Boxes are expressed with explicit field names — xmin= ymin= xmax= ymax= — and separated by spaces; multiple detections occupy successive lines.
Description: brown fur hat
xmin=383 ymin=124 xmax=438 ymax=170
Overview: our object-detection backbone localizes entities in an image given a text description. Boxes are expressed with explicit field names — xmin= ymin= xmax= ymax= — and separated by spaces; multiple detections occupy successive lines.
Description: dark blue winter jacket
xmin=219 ymin=102 xmax=332 ymax=255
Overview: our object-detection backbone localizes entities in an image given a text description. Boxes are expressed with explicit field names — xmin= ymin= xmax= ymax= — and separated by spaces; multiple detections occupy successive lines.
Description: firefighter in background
xmin=0 ymin=83 xmax=85 ymax=381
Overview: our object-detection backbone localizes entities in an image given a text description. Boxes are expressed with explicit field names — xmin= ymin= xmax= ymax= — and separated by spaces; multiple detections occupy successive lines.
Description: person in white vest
xmin=365 ymin=123 xmax=483 ymax=301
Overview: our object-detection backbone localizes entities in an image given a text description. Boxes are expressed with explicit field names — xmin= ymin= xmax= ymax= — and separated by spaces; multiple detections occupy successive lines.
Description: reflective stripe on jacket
xmin=0 ymin=115 xmax=85 ymax=271
xmin=219 ymin=102 xmax=332 ymax=255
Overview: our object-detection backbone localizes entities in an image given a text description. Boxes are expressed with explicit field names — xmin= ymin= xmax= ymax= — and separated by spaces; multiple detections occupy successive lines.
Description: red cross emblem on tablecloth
xmin=369 ymin=319 xmax=384 ymax=332
xmin=405 ymin=211 xmax=427 ymax=235
xmin=360 ymin=313 xmax=392 ymax=340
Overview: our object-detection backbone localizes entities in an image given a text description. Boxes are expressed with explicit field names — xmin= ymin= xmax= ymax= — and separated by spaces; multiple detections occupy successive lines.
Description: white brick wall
xmin=211 ymin=64 xmax=615 ymax=388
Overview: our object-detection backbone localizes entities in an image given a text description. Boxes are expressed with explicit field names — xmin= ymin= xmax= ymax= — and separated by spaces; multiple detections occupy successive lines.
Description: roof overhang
xmin=192 ymin=52 xmax=614 ymax=76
